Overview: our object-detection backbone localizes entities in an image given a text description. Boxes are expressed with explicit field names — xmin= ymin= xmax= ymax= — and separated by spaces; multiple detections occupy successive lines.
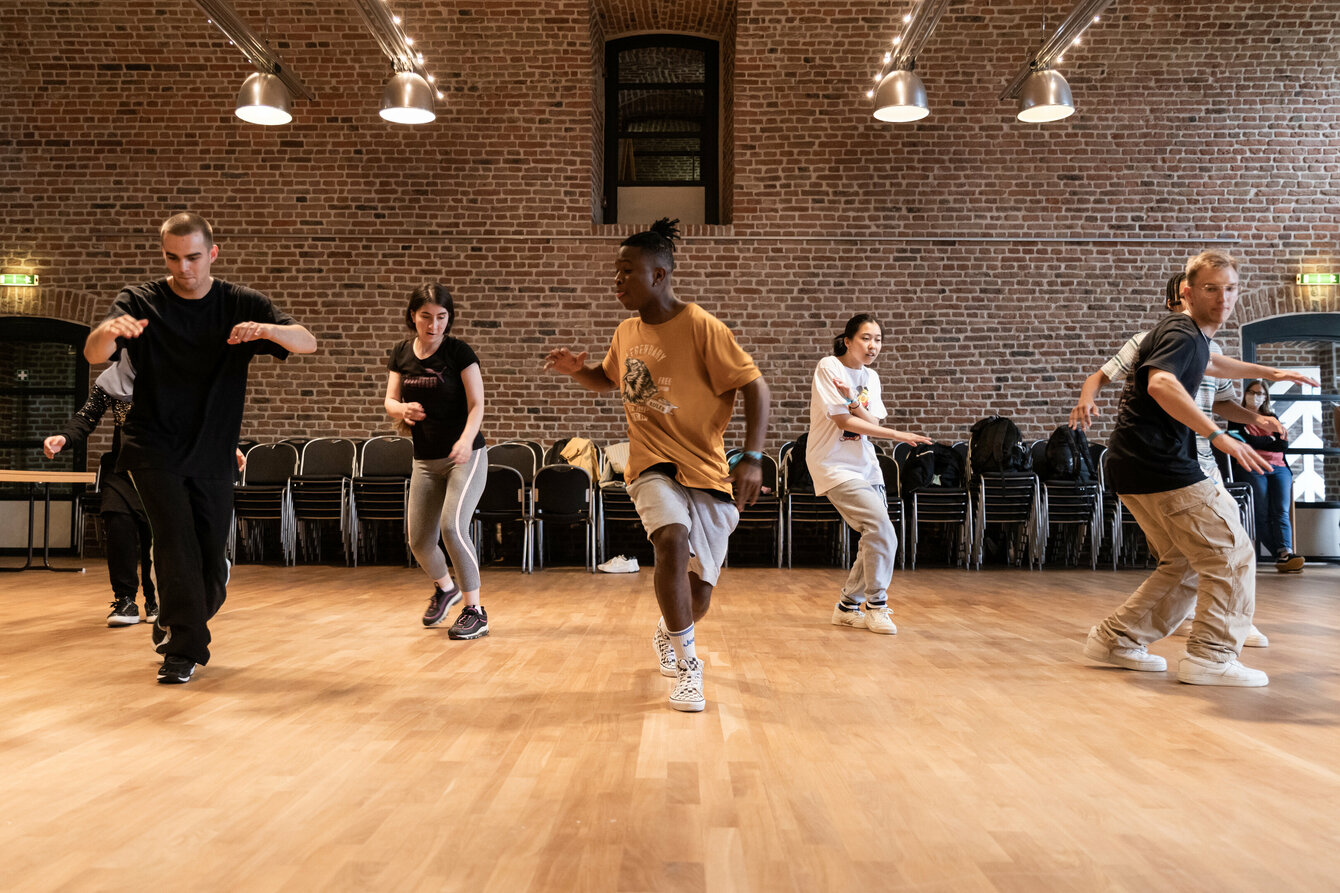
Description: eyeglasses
xmin=1188 ymin=283 xmax=1239 ymax=297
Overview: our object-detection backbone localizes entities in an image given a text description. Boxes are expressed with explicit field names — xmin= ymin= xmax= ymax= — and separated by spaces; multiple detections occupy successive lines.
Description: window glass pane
xmin=618 ymin=136 xmax=701 ymax=183
xmin=618 ymin=89 xmax=704 ymax=131
xmin=0 ymin=341 xmax=78 ymax=390
xmin=618 ymin=46 xmax=704 ymax=84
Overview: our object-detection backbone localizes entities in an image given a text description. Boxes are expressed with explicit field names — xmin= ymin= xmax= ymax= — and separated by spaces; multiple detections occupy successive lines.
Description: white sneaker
xmin=1083 ymin=626 xmax=1167 ymax=672
xmin=1177 ymin=654 xmax=1268 ymax=687
xmin=831 ymin=602 xmax=865 ymax=629
xmin=598 ymin=555 xmax=639 ymax=573
xmin=862 ymin=603 xmax=898 ymax=635
xmin=669 ymin=657 xmax=705 ymax=712
xmin=1243 ymin=624 xmax=1269 ymax=648
xmin=653 ymin=621 xmax=677 ymax=677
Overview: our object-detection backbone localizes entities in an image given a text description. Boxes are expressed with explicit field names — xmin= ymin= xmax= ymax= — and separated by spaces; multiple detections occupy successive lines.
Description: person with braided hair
xmin=545 ymin=218 xmax=771 ymax=713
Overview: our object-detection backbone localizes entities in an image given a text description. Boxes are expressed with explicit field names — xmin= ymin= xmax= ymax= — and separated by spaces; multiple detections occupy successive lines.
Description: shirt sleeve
xmin=600 ymin=327 xmax=622 ymax=389
xmin=448 ymin=338 xmax=480 ymax=373
xmin=1138 ymin=320 xmax=1201 ymax=381
xmin=698 ymin=312 xmax=761 ymax=396
xmin=243 ymin=290 xmax=298 ymax=360
xmin=865 ymin=368 xmax=887 ymax=421
xmin=813 ymin=357 xmax=851 ymax=416
xmin=1100 ymin=332 xmax=1145 ymax=383
xmin=102 ymin=288 xmax=139 ymax=360
xmin=60 ymin=387 xmax=113 ymax=447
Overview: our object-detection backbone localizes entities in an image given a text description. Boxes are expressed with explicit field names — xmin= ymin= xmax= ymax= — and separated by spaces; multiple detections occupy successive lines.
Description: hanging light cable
xmin=189 ymin=0 xmax=315 ymax=125
xmin=999 ymin=0 xmax=1115 ymax=123
xmin=868 ymin=0 xmax=952 ymax=122
xmin=348 ymin=0 xmax=445 ymax=124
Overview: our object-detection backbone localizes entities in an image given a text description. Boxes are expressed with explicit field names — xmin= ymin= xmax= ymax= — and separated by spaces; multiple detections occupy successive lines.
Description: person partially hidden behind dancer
xmin=545 ymin=218 xmax=770 ymax=713
xmin=1231 ymin=380 xmax=1306 ymax=574
xmin=808 ymin=313 xmax=931 ymax=635
xmin=1083 ymin=250 xmax=1278 ymax=687
xmin=84 ymin=212 xmax=317 ymax=684
xmin=44 ymin=357 xmax=156 ymax=628
xmin=384 ymin=283 xmax=490 ymax=639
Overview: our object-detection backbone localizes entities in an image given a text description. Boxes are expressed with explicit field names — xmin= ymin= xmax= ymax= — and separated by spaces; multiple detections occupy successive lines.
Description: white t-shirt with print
xmin=806 ymin=354 xmax=887 ymax=495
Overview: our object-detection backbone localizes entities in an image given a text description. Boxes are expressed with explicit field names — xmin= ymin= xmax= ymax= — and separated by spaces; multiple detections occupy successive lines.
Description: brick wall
xmin=3 ymin=0 xmax=1339 ymax=466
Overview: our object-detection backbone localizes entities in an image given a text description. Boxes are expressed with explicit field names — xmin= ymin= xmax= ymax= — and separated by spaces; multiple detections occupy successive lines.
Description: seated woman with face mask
xmin=1229 ymin=379 xmax=1304 ymax=573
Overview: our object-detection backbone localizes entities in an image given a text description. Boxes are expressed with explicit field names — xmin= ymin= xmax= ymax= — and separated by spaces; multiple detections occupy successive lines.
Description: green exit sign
xmin=1296 ymin=273 xmax=1339 ymax=286
xmin=0 ymin=273 xmax=39 ymax=286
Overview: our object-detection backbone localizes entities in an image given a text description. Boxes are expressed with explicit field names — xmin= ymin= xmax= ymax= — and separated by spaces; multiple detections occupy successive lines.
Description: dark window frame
xmin=0 ymin=316 xmax=91 ymax=496
xmin=604 ymin=34 xmax=720 ymax=224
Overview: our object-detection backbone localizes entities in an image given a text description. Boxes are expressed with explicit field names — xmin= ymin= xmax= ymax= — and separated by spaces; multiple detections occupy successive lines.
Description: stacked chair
xmin=876 ymin=453 xmax=907 ymax=569
xmin=1030 ymin=440 xmax=1103 ymax=569
xmin=779 ymin=439 xmax=849 ymax=568
xmin=596 ymin=442 xmax=643 ymax=564
xmin=290 ymin=437 xmax=358 ymax=565
xmin=473 ymin=465 xmax=530 ymax=571
xmin=232 ymin=442 xmax=299 ymax=565
xmin=728 ymin=449 xmax=784 ymax=567
xmin=526 ymin=464 xmax=596 ymax=572
xmin=903 ymin=442 xmax=972 ymax=570
xmin=351 ymin=436 xmax=413 ymax=566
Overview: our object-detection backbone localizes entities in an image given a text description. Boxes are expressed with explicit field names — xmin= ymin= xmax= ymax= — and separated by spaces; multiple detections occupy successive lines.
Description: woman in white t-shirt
xmin=807 ymin=314 xmax=931 ymax=635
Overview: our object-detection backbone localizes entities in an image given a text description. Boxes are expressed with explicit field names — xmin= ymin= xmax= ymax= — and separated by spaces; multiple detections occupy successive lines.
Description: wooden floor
xmin=1 ymin=559 xmax=1338 ymax=893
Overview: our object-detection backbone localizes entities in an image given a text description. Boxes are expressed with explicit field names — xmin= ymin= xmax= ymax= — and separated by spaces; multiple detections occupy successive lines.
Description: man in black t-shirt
xmin=84 ymin=213 xmax=317 ymax=684
xmin=1083 ymin=250 xmax=1275 ymax=687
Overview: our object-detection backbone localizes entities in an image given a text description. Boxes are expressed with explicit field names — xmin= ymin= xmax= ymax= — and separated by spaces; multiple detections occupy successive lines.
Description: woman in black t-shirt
xmin=385 ymin=284 xmax=490 ymax=638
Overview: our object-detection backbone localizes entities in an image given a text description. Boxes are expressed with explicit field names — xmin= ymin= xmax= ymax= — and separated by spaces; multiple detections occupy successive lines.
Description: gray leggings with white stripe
xmin=407 ymin=447 xmax=487 ymax=592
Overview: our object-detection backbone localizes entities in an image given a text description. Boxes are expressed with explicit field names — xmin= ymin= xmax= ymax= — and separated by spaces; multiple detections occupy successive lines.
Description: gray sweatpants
xmin=408 ymin=447 xmax=488 ymax=592
xmin=824 ymin=478 xmax=896 ymax=607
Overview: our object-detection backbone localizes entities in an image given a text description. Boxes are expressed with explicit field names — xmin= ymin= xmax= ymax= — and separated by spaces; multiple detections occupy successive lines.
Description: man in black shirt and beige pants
xmin=84 ymin=213 xmax=317 ymax=684
xmin=1084 ymin=250 xmax=1277 ymax=687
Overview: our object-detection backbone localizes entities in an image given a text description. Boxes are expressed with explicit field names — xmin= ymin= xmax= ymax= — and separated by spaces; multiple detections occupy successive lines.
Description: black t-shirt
xmin=1107 ymin=313 xmax=1211 ymax=494
xmin=387 ymin=337 xmax=486 ymax=460
xmin=107 ymin=279 xmax=294 ymax=478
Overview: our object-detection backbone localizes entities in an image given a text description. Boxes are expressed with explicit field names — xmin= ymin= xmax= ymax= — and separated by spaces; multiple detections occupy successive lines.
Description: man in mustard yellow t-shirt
xmin=545 ymin=218 xmax=771 ymax=713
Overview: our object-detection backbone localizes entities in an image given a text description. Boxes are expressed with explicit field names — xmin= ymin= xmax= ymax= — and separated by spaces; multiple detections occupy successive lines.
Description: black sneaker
xmin=157 ymin=655 xmax=196 ymax=684
xmin=448 ymin=605 xmax=489 ymax=640
xmin=107 ymin=596 xmax=140 ymax=627
xmin=1275 ymin=552 xmax=1305 ymax=573
xmin=143 ymin=595 xmax=159 ymax=623
xmin=151 ymin=619 xmax=170 ymax=654
xmin=422 ymin=584 xmax=463 ymax=627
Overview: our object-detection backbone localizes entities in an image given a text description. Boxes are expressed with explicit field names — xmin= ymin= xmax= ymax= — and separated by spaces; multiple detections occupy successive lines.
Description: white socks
xmin=667 ymin=621 xmax=697 ymax=663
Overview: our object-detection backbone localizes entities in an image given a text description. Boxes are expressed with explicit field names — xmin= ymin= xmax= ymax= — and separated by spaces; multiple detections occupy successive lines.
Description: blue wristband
xmin=741 ymin=450 xmax=764 ymax=462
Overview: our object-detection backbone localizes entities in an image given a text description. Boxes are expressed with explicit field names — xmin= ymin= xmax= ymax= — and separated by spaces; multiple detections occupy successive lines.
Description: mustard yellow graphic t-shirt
xmin=601 ymin=302 xmax=761 ymax=497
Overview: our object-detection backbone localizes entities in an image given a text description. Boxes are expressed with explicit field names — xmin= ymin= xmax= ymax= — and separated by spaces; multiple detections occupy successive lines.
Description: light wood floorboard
xmin=1 ymin=560 xmax=1337 ymax=892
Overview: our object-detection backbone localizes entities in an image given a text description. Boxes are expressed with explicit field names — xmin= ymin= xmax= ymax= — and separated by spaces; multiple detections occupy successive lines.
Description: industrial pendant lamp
xmin=235 ymin=71 xmax=293 ymax=125
xmin=873 ymin=69 xmax=929 ymax=122
xmin=999 ymin=0 xmax=1114 ymax=123
xmin=351 ymin=0 xmax=445 ymax=126
xmin=190 ymin=0 xmax=314 ymax=126
xmin=1016 ymin=69 xmax=1074 ymax=122
xmin=867 ymin=0 xmax=950 ymax=123
xmin=380 ymin=71 xmax=435 ymax=124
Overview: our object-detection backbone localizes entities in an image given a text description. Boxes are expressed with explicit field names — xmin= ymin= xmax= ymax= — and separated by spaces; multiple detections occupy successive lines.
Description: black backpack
xmin=901 ymin=443 xmax=963 ymax=493
xmin=969 ymin=416 xmax=1032 ymax=477
xmin=784 ymin=434 xmax=815 ymax=493
xmin=544 ymin=437 xmax=573 ymax=466
xmin=1043 ymin=425 xmax=1096 ymax=484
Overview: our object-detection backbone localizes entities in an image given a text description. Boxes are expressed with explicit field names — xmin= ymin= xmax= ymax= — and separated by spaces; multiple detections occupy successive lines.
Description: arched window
xmin=603 ymin=35 xmax=719 ymax=225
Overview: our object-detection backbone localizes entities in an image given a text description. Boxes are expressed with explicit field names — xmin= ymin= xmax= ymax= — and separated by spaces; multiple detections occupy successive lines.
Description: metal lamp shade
xmin=1017 ymin=69 xmax=1075 ymax=123
xmin=235 ymin=72 xmax=293 ymax=126
xmin=873 ymin=69 xmax=929 ymax=122
xmin=380 ymin=72 xmax=436 ymax=124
